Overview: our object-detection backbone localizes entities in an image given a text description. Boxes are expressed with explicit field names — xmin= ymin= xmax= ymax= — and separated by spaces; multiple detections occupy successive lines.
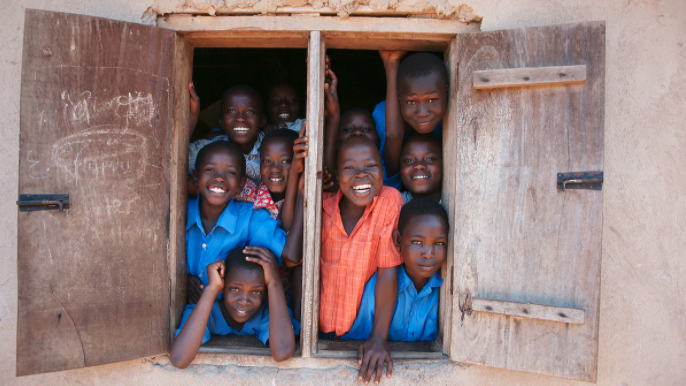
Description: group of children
xmin=171 ymin=50 xmax=450 ymax=383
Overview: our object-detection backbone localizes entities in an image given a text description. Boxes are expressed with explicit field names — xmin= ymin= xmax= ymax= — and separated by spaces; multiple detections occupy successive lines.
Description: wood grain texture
xmin=198 ymin=334 xmax=301 ymax=356
xmin=16 ymin=9 xmax=176 ymax=375
xmin=300 ymin=31 xmax=326 ymax=358
xmin=316 ymin=340 xmax=444 ymax=359
xmin=473 ymin=65 xmax=586 ymax=89
xmin=470 ymin=297 xmax=585 ymax=324
xmin=439 ymin=36 xmax=458 ymax=356
xmin=169 ymin=36 xmax=193 ymax=344
xmin=450 ymin=22 xmax=605 ymax=381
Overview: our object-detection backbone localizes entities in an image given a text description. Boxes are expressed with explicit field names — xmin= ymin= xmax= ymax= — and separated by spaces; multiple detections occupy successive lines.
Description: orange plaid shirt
xmin=319 ymin=186 xmax=404 ymax=336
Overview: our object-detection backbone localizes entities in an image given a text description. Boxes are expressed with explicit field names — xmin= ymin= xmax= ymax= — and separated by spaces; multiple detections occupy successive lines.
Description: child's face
xmin=260 ymin=139 xmax=293 ymax=195
xmin=193 ymin=149 xmax=246 ymax=207
xmin=220 ymin=91 xmax=266 ymax=148
xmin=222 ymin=267 xmax=266 ymax=324
xmin=338 ymin=111 xmax=378 ymax=145
xmin=268 ymin=84 xmax=300 ymax=127
xmin=398 ymin=73 xmax=447 ymax=134
xmin=336 ymin=138 xmax=383 ymax=208
xmin=399 ymin=138 xmax=442 ymax=196
xmin=394 ymin=214 xmax=448 ymax=282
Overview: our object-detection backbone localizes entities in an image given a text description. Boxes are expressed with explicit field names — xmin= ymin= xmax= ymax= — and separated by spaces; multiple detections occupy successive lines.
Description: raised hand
xmin=206 ymin=259 xmax=225 ymax=292
xmin=243 ymin=247 xmax=282 ymax=288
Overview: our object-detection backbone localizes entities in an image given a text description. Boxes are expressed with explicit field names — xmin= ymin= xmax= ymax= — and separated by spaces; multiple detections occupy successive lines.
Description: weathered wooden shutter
xmin=449 ymin=22 xmax=605 ymax=381
xmin=16 ymin=9 xmax=183 ymax=375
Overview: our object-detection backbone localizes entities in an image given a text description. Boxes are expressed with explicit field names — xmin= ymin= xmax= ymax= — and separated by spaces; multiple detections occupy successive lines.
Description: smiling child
xmin=399 ymin=134 xmax=442 ymax=203
xmin=266 ymin=82 xmax=305 ymax=133
xmin=342 ymin=198 xmax=448 ymax=342
xmin=320 ymin=136 xmax=403 ymax=383
xmin=170 ymin=247 xmax=299 ymax=368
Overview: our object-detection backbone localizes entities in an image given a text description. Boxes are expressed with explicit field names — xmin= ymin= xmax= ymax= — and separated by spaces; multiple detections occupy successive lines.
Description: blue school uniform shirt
xmin=175 ymin=301 xmax=300 ymax=345
xmin=186 ymin=198 xmax=287 ymax=287
xmin=340 ymin=265 xmax=443 ymax=341
xmin=372 ymin=101 xmax=443 ymax=189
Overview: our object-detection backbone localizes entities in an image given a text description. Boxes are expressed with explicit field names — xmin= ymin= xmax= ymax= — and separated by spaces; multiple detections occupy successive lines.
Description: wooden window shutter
xmin=448 ymin=22 xmax=605 ymax=381
xmin=16 ymin=9 xmax=188 ymax=375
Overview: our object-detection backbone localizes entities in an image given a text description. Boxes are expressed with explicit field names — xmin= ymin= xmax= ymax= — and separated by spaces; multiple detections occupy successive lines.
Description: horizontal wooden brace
xmin=470 ymin=297 xmax=585 ymax=324
xmin=316 ymin=340 xmax=445 ymax=359
xmin=473 ymin=65 xmax=586 ymax=89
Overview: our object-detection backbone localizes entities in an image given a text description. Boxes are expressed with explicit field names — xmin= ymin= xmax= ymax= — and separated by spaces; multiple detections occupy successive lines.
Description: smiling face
xmin=398 ymin=73 xmax=447 ymax=134
xmin=268 ymin=83 xmax=301 ymax=127
xmin=336 ymin=137 xmax=384 ymax=208
xmin=399 ymin=136 xmax=442 ymax=197
xmin=222 ymin=267 xmax=266 ymax=324
xmin=219 ymin=89 xmax=267 ymax=153
xmin=338 ymin=109 xmax=379 ymax=146
xmin=394 ymin=214 xmax=448 ymax=285
xmin=260 ymin=138 xmax=293 ymax=199
xmin=194 ymin=147 xmax=246 ymax=208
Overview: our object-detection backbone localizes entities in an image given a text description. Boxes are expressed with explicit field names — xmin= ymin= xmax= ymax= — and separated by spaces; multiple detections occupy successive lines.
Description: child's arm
xmin=357 ymin=265 xmax=399 ymax=384
xmin=170 ymin=260 xmax=225 ymax=369
xmin=244 ymin=246 xmax=296 ymax=361
xmin=280 ymin=192 xmax=304 ymax=267
xmin=281 ymin=125 xmax=308 ymax=231
xmin=379 ymin=51 xmax=407 ymax=177
xmin=323 ymin=61 xmax=340 ymax=192
xmin=189 ymin=82 xmax=201 ymax=136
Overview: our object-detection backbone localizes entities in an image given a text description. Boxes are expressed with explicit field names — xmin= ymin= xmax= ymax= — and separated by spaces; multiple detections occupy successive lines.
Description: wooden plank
xmin=157 ymin=15 xmax=478 ymax=37
xmin=325 ymin=36 xmax=447 ymax=52
xmin=169 ymin=36 xmax=193 ymax=343
xmin=16 ymin=9 xmax=176 ymax=375
xmin=187 ymin=37 xmax=309 ymax=49
xmin=198 ymin=334 xmax=301 ymax=356
xmin=316 ymin=340 xmax=444 ymax=359
xmin=300 ymin=30 xmax=325 ymax=358
xmin=450 ymin=22 xmax=605 ymax=382
xmin=470 ymin=298 xmax=585 ymax=325
xmin=438 ymin=36 xmax=458 ymax=357
xmin=473 ymin=65 xmax=586 ymax=89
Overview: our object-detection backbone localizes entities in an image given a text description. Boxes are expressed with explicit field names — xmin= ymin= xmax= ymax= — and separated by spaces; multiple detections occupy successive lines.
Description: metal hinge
xmin=17 ymin=194 xmax=70 ymax=212
xmin=557 ymin=171 xmax=603 ymax=191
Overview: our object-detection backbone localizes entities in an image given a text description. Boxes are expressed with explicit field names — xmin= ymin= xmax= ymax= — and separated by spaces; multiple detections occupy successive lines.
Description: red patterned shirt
xmin=234 ymin=179 xmax=284 ymax=220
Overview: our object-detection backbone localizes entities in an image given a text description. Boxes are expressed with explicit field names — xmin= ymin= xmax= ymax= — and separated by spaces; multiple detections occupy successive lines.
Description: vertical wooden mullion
xmin=168 ymin=35 xmax=194 ymax=346
xmin=439 ymin=36 xmax=459 ymax=356
xmin=300 ymin=30 xmax=325 ymax=358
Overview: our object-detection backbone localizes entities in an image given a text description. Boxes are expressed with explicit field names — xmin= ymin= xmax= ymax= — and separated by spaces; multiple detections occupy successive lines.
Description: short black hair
xmin=401 ymin=133 xmax=443 ymax=155
xmin=260 ymin=128 xmax=299 ymax=153
xmin=195 ymin=140 xmax=246 ymax=178
xmin=397 ymin=198 xmax=449 ymax=235
xmin=224 ymin=248 xmax=264 ymax=277
xmin=397 ymin=53 xmax=448 ymax=89
xmin=340 ymin=107 xmax=375 ymax=128
xmin=221 ymin=84 xmax=264 ymax=114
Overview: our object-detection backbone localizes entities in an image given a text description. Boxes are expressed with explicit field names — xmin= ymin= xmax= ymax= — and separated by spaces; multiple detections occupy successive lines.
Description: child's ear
xmin=240 ymin=176 xmax=247 ymax=190
xmin=260 ymin=114 xmax=267 ymax=128
xmin=392 ymin=229 xmax=402 ymax=252
xmin=192 ymin=169 xmax=199 ymax=181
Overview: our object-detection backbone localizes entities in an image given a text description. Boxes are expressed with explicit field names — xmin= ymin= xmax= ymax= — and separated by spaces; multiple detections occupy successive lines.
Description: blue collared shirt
xmin=186 ymin=198 xmax=287 ymax=287
xmin=372 ymin=101 xmax=443 ymax=190
xmin=341 ymin=265 xmax=443 ymax=341
xmin=175 ymin=301 xmax=301 ymax=345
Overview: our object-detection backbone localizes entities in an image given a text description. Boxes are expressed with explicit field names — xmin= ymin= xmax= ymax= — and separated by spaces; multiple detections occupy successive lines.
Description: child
xmin=375 ymin=52 xmax=448 ymax=188
xmin=265 ymin=82 xmax=305 ymax=133
xmin=170 ymin=247 xmax=299 ymax=368
xmin=188 ymin=83 xmax=268 ymax=185
xmin=342 ymin=198 xmax=448 ymax=342
xmin=320 ymin=136 xmax=403 ymax=382
xmin=398 ymin=134 xmax=442 ymax=203
xmin=186 ymin=140 xmax=304 ymax=304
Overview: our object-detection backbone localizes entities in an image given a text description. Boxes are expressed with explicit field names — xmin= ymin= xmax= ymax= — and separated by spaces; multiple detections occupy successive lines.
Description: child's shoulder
xmin=377 ymin=186 xmax=403 ymax=205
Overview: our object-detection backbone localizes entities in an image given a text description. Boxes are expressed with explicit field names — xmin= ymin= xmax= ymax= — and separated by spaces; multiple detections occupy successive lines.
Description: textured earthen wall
xmin=1 ymin=1 xmax=684 ymax=385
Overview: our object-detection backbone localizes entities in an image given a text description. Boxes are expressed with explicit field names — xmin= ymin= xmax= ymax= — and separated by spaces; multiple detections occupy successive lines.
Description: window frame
xmin=162 ymin=14 xmax=478 ymax=360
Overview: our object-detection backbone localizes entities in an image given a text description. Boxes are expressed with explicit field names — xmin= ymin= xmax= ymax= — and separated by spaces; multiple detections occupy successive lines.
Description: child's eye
xmin=282 ymin=159 xmax=292 ymax=164
xmin=367 ymin=163 xmax=378 ymax=169
xmin=288 ymin=98 xmax=298 ymax=104
xmin=411 ymin=240 xmax=423 ymax=245
xmin=229 ymin=287 xmax=239 ymax=293
xmin=227 ymin=109 xmax=236 ymax=114
xmin=426 ymin=156 xmax=437 ymax=162
xmin=405 ymin=100 xmax=416 ymax=105
xmin=270 ymin=99 xmax=279 ymax=105
xmin=403 ymin=158 xmax=414 ymax=164
xmin=343 ymin=165 xmax=354 ymax=170
xmin=252 ymin=290 xmax=262 ymax=296
xmin=429 ymin=98 xmax=439 ymax=103
xmin=435 ymin=242 xmax=446 ymax=246
xmin=247 ymin=109 xmax=255 ymax=114
xmin=204 ymin=167 xmax=215 ymax=173
xmin=262 ymin=159 xmax=271 ymax=164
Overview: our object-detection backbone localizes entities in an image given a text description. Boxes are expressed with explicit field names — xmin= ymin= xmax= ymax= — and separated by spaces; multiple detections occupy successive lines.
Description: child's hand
xmin=357 ymin=337 xmax=393 ymax=384
xmin=187 ymin=274 xmax=204 ymax=305
xmin=324 ymin=68 xmax=339 ymax=120
xmin=243 ymin=247 xmax=283 ymax=287
xmin=206 ymin=259 xmax=225 ymax=292
xmin=189 ymin=82 xmax=200 ymax=118
xmin=378 ymin=51 xmax=407 ymax=66
xmin=292 ymin=123 xmax=309 ymax=175
xmin=322 ymin=166 xmax=334 ymax=191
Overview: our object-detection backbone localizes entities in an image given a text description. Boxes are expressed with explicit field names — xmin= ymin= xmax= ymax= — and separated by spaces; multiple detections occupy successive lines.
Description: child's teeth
xmin=353 ymin=184 xmax=372 ymax=191
xmin=233 ymin=127 xmax=249 ymax=133
xmin=270 ymin=177 xmax=283 ymax=182
xmin=279 ymin=113 xmax=289 ymax=119
xmin=209 ymin=187 xmax=226 ymax=194
xmin=412 ymin=175 xmax=429 ymax=179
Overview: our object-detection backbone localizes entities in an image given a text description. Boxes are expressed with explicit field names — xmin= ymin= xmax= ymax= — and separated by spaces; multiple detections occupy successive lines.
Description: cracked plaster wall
xmin=0 ymin=1 xmax=685 ymax=385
